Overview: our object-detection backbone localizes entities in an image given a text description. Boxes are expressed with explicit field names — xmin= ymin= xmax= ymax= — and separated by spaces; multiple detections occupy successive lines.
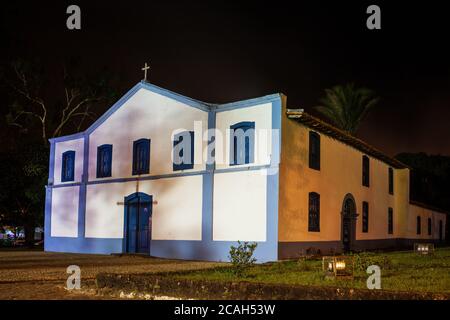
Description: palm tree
xmin=314 ymin=83 xmax=379 ymax=135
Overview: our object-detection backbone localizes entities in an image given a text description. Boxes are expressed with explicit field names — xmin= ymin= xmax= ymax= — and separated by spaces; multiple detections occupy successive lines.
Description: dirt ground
xmin=0 ymin=249 xmax=220 ymax=300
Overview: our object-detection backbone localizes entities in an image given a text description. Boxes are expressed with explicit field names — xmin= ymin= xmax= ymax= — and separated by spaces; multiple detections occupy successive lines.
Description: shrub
xmin=353 ymin=252 xmax=393 ymax=271
xmin=297 ymin=257 xmax=313 ymax=271
xmin=228 ymin=241 xmax=258 ymax=277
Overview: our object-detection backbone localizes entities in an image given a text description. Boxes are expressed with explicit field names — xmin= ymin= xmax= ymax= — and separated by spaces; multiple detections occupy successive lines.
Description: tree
xmin=0 ymin=58 xmax=117 ymax=245
xmin=4 ymin=58 xmax=116 ymax=144
xmin=0 ymin=143 xmax=47 ymax=245
xmin=314 ymin=83 xmax=379 ymax=135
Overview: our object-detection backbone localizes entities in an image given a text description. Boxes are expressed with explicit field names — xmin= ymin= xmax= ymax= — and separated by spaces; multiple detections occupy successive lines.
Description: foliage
xmin=395 ymin=152 xmax=450 ymax=214
xmin=314 ymin=83 xmax=379 ymax=134
xmin=181 ymin=248 xmax=450 ymax=293
xmin=228 ymin=241 xmax=258 ymax=277
xmin=297 ymin=257 xmax=313 ymax=271
xmin=351 ymin=251 xmax=393 ymax=271
xmin=0 ymin=142 xmax=48 ymax=244
xmin=3 ymin=57 xmax=118 ymax=143
xmin=0 ymin=57 xmax=119 ymax=245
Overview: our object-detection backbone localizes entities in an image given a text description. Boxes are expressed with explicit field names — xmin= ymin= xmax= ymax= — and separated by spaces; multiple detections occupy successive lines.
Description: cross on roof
xmin=141 ymin=62 xmax=150 ymax=81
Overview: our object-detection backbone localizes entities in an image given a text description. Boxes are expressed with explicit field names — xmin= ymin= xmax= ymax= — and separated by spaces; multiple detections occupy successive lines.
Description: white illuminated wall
xmin=213 ymin=169 xmax=267 ymax=241
xmin=85 ymin=175 xmax=203 ymax=240
xmin=53 ymin=138 xmax=84 ymax=185
xmin=50 ymin=186 xmax=79 ymax=237
xmin=215 ymin=103 xmax=272 ymax=170
xmin=88 ymin=88 xmax=208 ymax=180
xmin=48 ymin=85 xmax=276 ymax=252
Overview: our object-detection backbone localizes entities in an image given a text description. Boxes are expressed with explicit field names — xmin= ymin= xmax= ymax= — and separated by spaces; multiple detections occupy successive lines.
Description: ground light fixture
xmin=414 ymin=243 xmax=434 ymax=255
xmin=322 ymin=256 xmax=354 ymax=279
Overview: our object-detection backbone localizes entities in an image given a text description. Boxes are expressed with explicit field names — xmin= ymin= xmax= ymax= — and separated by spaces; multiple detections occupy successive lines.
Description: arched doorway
xmin=341 ymin=194 xmax=358 ymax=252
xmin=123 ymin=192 xmax=152 ymax=254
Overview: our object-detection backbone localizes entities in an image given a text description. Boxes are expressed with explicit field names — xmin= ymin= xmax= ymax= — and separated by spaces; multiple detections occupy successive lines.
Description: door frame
xmin=122 ymin=192 xmax=152 ymax=254
xmin=340 ymin=193 xmax=358 ymax=252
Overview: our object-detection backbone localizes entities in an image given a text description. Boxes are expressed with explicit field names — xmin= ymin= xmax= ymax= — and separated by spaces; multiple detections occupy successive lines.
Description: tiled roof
xmin=286 ymin=109 xmax=408 ymax=169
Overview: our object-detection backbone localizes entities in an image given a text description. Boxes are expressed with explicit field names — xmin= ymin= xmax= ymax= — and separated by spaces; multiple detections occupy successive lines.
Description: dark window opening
xmin=173 ymin=131 xmax=194 ymax=171
xmin=388 ymin=167 xmax=394 ymax=195
xmin=388 ymin=207 xmax=393 ymax=235
xmin=428 ymin=218 xmax=432 ymax=236
xmin=362 ymin=155 xmax=370 ymax=187
xmin=308 ymin=192 xmax=320 ymax=232
xmin=132 ymin=139 xmax=150 ymax=175
xmin=309 ymin=131 xmax=320 ymax=170
xmin=61 ymin=150 xmax=75 ymax=182
xmin=417 ymin=216 xmax=421 ymax=235
xmin=230 ymin=122 xmax=255 ymax=166
xmin=362 ymin=201 xmax=369 ymax=233
xmin=96 ymin=144 xmax=113 ymax=178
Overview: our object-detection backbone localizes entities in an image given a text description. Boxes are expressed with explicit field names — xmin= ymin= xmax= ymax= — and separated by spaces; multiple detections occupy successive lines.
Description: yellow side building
xmin=278 ymin=100 xmax=447 ymax=258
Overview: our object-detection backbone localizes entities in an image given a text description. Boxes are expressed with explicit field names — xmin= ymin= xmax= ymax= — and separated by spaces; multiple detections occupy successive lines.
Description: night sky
xmin=1 ymin=1 xmax=449 ymax=156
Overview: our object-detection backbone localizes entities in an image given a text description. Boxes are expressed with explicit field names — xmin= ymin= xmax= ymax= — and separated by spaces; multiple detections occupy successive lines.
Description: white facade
xmin=44 ymin=81 xmax=281 ymax=262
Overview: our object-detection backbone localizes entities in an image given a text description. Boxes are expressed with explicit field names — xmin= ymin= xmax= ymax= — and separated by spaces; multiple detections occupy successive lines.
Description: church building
xmin=44 ymin=80 xmax=447 ymax=262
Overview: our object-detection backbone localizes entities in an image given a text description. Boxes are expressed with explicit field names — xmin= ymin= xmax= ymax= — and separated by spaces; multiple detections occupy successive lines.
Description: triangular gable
xmin=49 ymin=81 xmax=282 ymax=143
xmin=85 ymin=81 xmax=212 ymax=135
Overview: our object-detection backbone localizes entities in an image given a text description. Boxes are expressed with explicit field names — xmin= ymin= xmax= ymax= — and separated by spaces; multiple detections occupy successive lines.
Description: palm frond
xmin=314 ymin=83 xmax=379 ymax=134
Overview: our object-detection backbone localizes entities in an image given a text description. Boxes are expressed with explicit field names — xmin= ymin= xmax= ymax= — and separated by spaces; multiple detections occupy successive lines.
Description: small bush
xmin=297 ymin=257 xmax=313 ymax=271
xmin=0 ymin=238 xmax=14 ymax=247
xmin=353 ymin=252 xmax=393 ymax=271
xmin=228 ymin=241 xmax=258 ymax=277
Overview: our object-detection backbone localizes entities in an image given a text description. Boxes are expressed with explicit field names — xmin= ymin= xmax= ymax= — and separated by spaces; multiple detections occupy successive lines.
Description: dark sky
xmin=1 ymin=1 xmax=449 ymax=156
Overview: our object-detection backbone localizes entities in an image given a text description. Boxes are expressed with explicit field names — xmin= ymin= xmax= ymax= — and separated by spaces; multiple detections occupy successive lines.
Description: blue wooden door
xmin=125 ymin=193 xmax=152 ymax=254
xmin=137 ymin=199 xmax=151 ymax=253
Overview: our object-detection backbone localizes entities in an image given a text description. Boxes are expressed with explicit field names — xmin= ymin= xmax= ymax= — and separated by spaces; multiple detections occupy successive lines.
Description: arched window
xmin=417 ymin=216 xmax=421 ymax=235
xmin=230 ymin=121 xmax=255 ymax=166
xmin=308 ymin=192 xmax=320 ymax=232
xmin=362 ymin=155 xmax=370 ymax=187
xmin=96 ymin=144 xmax=113 ymax=178
xmin=173 ymin=131 xmax=194 ymax=171
xmin=309 ymin=131 xmax=320 ymax=170
xmin=427 ymin=218 xmax=432 ymax=236
xmin=61 ymin=150 xmax=75 ymax=182
xmin=132 ymin=138 xmax=150 ymax=175
xmin=362 ymin=201 xmax=369 ymax=233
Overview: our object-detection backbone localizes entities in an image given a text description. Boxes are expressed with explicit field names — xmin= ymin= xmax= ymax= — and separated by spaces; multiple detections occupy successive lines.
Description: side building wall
xmin=278 ymin=105 xmax=415 ymax=258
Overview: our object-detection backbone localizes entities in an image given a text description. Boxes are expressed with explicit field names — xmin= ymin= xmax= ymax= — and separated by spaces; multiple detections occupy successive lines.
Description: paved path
xmin=0 ymin=250 xmax=220 ymax=299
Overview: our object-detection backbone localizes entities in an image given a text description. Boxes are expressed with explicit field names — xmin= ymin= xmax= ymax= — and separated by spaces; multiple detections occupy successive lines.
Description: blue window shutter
xmin=230 ymin=121 xmax=255 ymax=166
xmin=132 ymin=139 xmax=150 ymax=175
xmin=97 ymin=144 xmax=113 ymax=178
xmin=61 ymin=150 xmax=75 ymax=182
xmin=173 ymin=131 xmax=194 ymax=171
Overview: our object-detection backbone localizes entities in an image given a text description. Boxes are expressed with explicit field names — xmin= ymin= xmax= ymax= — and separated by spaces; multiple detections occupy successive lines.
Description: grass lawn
xmin=178 ymin=247 xmax=450 ymax=293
